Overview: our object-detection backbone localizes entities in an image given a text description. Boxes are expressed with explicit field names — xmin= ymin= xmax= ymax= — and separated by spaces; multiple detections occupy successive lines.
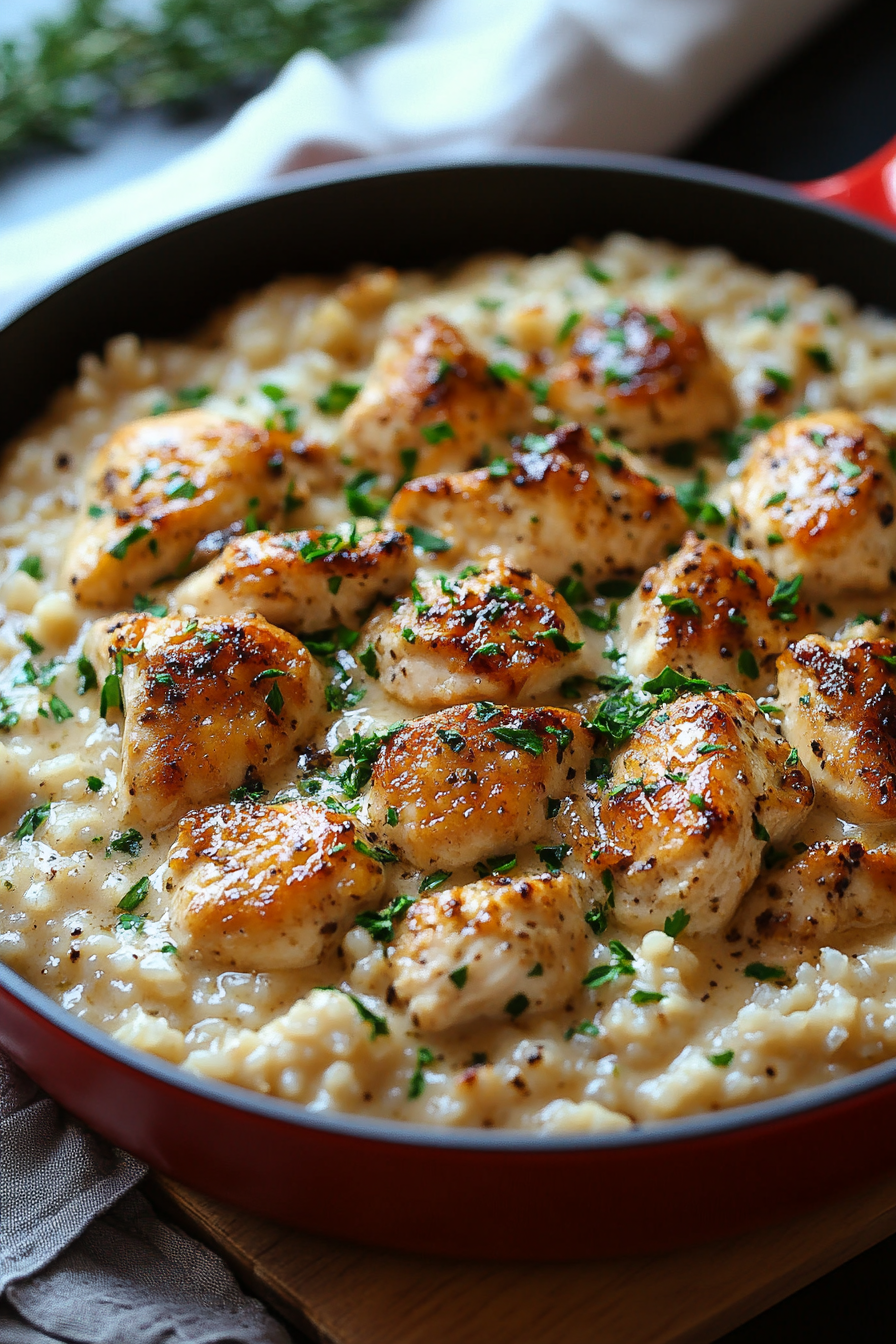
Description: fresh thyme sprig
xmin=0 ymin=0 xmax=409 ymax=164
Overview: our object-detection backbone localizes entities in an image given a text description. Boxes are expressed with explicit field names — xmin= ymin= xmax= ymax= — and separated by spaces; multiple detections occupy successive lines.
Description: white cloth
xmin=0 ymin=0 xmax=852 ymax=321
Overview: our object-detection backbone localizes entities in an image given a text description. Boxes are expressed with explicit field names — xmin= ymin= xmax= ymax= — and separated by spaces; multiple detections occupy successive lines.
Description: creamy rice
xmin=3 ymin=234 xmax=896 ymax=1133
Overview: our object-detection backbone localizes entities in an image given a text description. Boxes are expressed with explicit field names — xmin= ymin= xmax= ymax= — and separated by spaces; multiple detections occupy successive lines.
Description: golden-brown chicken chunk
xmin=737 ymin=841 xmax=896 ymax=949
xmin=732 ymin=410 xmax=896 ymax=596
xmin=386 ymin=423 xmax=686 ymax=587
xmin=390 ymin=873 xmax=588 ymax=1031
xmin=545 ymin=305 xmax=735 ymax=450
xmin=368 ymin=703 xmax=592 ymax=872
xmin=361 ymin=560 xmax=586 ymax=709
xmin=599 ymin=692 xmax=813 ymax=935
xmin=171 ymin=527 xmax=415 ymax=632
xmin=63 ymin=411 xmax=316 ymax=608
xmin=623 ymin=534 xmax=811 ymax=692
xmin=166 ymin=798 xmax=386 ymax=971
xmin=86 ymin=612 xmax=323 ymax=827
xmin=340 ymin=315 xmax=531 ymax=481
xmin=777 ymin=635 xmax=896 ymax=824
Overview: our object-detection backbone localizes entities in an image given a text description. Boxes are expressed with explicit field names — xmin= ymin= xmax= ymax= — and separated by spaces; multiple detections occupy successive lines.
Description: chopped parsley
xmin=557 ymin=310 xmax=582 ymax=342
xmin=449 ymin=966 xmax=468 ymax=988
xmin=176 ymin=385 xmax=211 ymax=407
xmin=298 ymin=530 xmax=354 ymax=562
xmin=534 ymin=843 xmax=571 ymax=875
xmin=583 ymin=260 xmax=611 ymax=283
xmin=473 ymin=854 xmax=517 ymax=878
xmin=708 ymin=1050 xmax=734 ymax=1067
xmin=264 ymin=681 xmax=284 ymax=715
xmin=579 ymin=603 xmax=620 ymax=632
xmin=659 ymin=594 xmax=701 ymax=617
xmin=752 ymin=815 xmax=770 ymax=843
xmin=230 ymin=782 xmax=267 ymax=803
xmin=133 ymin=594 xmax=167 ymax=617
xmin=763 ymin=367 xmax=793 ymax=392
xmin=582 ymin=940 xmax=636 ymax=988
xmin=358 ymin=645 xmax=379 ymax=679
xmin=18 ymin=555 xmax=44 ymax=580
xmin=490 ymin=725 xmax=544 ymax=755
xmin=806 ymin=347 xmax=833 ymax=372
xmin=355 ymin=894 xmax=414 ymax=943
xmin=504 ymin=992 xmax=529 ymax=1018
xmin=316 ymin=987 xmax=389 ymax=1039
xmin=117 ymin=875 xmax=149 ymax=913
xmin=406 ymin=525 xmax=452 ymax=553
xmin=596 ymin=578 xmax=637 ymax=599
xmin=324 ymin=667 xmax=365 ymax=713
xmin=334 ymin=723 xmax=403 ymax=798
xmin=744 ymin=962 xmax=786 ymax=982
xmin=836 ymin=458 xmax=862 ymax=480
xmin=764 ymin=490 xmax=787 ymax=508
xmin=752 ymin=302 xmax=789 ymax=324
xmin=564 ymin=1020 xmax=600 ymax=1040
xmin=420 ymin=421 xmax=456 ymax=445
xmin=436 ymin=728 xmax=465 ymax=752
xmin=487 ymin=361 xmax=524 ymax=384
xmin=99 ymin=652 xmax=124 ymax=719
xmin=15 ymin=802 xmax=51 ymax=840
xmin=87 ymin=776 xmax=104 ymax=793
xmin=48 ymin=694 xmax=73 ymax=722
xmin=316 ymin=381 xmax=361 ymax=414
xmin=631 ymin=990 xmax=665 ymax=1005
xmin=785 ymin=747 xmax=800 ymax=767
xmin=737 ymin=649 xmax=759 ymax=679
xmin=354 ymin=837 xmax=398 ymax=865
xmin=663 ymin=908 xmax=690 ymax=938
xmin=75 ymin=650 xmax=97 ymax=693
xmin=344 ymin=470 xmax=388 ymax=520
xmin=769 ymin=574 xmax=803 ymax=621
xmin=19 ymin=631 xmax=43 ymax=655
xmin=108 ymin=524 xmax=151 ymax=561
xmin=419 ymin=869 xmax=452 ymax=892
xmin=408 ymin=1046 xmax=435 ymax=1100
xmin=107 ymin=828 xmax=143 ymax=857
xmin=535 ymin=628 xmax=585 ymax=653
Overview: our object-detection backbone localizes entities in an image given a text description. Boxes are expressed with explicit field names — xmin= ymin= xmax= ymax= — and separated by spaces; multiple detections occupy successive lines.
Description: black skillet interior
xmin=2 ymin=149 xmax=896 ymax=453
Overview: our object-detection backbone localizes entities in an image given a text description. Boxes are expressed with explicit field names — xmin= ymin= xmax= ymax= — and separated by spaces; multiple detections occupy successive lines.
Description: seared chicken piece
xmin=171 ymin=527 xmax=415 ymax=632
xmin=386 ymin=423 xmax=686 ymax=587
xmin=737 ymin=841 xmax=896 ymax=949
xmin=340 ymin=315 xmax=531 ymax=481
xmin=546 ymin=305 xmax=735 ymax=450
xmin=86 ymin=612 xmax=323 ymax=827
xmin=63 ymin=411 xmax=315 ymax=608
xmin=166 ymin=798 xmax=386 ymax=971
xmin=362 ymin=559 xmax=586 ymax=708
xmin=777 ymin=635 xmax=896 ymax=823
xmin=732 ymin=410 xmax=896 ymax=596
xmin=368 ymin=703 xmax=592 ymax=872
xmin=623 ymin=534 xmax=811 ymax=692
xmin=599 ymin=692 xmax=813 ymax=935
xmin=390 ymin=873 xmax=588 ymax=1031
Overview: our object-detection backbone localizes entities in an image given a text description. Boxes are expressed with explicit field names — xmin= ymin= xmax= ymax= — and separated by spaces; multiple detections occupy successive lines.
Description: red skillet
xmin=1 ymin=142 xmax=896 ymax=1261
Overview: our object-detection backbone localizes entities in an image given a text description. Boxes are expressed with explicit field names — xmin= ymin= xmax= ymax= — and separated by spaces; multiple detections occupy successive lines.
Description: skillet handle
xmin=795 ymin=133 xmax=896 ymax=228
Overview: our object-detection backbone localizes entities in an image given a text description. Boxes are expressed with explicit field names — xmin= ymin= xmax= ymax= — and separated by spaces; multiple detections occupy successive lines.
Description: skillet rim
xmin=2 ymin=146 xmax=896 ymax=1154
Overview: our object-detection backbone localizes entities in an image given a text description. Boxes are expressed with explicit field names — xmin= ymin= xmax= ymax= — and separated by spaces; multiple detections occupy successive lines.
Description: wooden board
xmin=147 ymin=1170 xmax=896 ymax=1344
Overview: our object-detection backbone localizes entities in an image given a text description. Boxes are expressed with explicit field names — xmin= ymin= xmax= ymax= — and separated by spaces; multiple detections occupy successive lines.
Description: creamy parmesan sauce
xmin=2 ymin=235 xmax=896 ymax=1133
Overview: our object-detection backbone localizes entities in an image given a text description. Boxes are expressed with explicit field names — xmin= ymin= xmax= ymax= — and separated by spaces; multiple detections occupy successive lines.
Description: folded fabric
xmin=0 ymin=1053 xmax=290 ymax=1343
xmin=0 ymin=0 xmax=853 ymax=321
